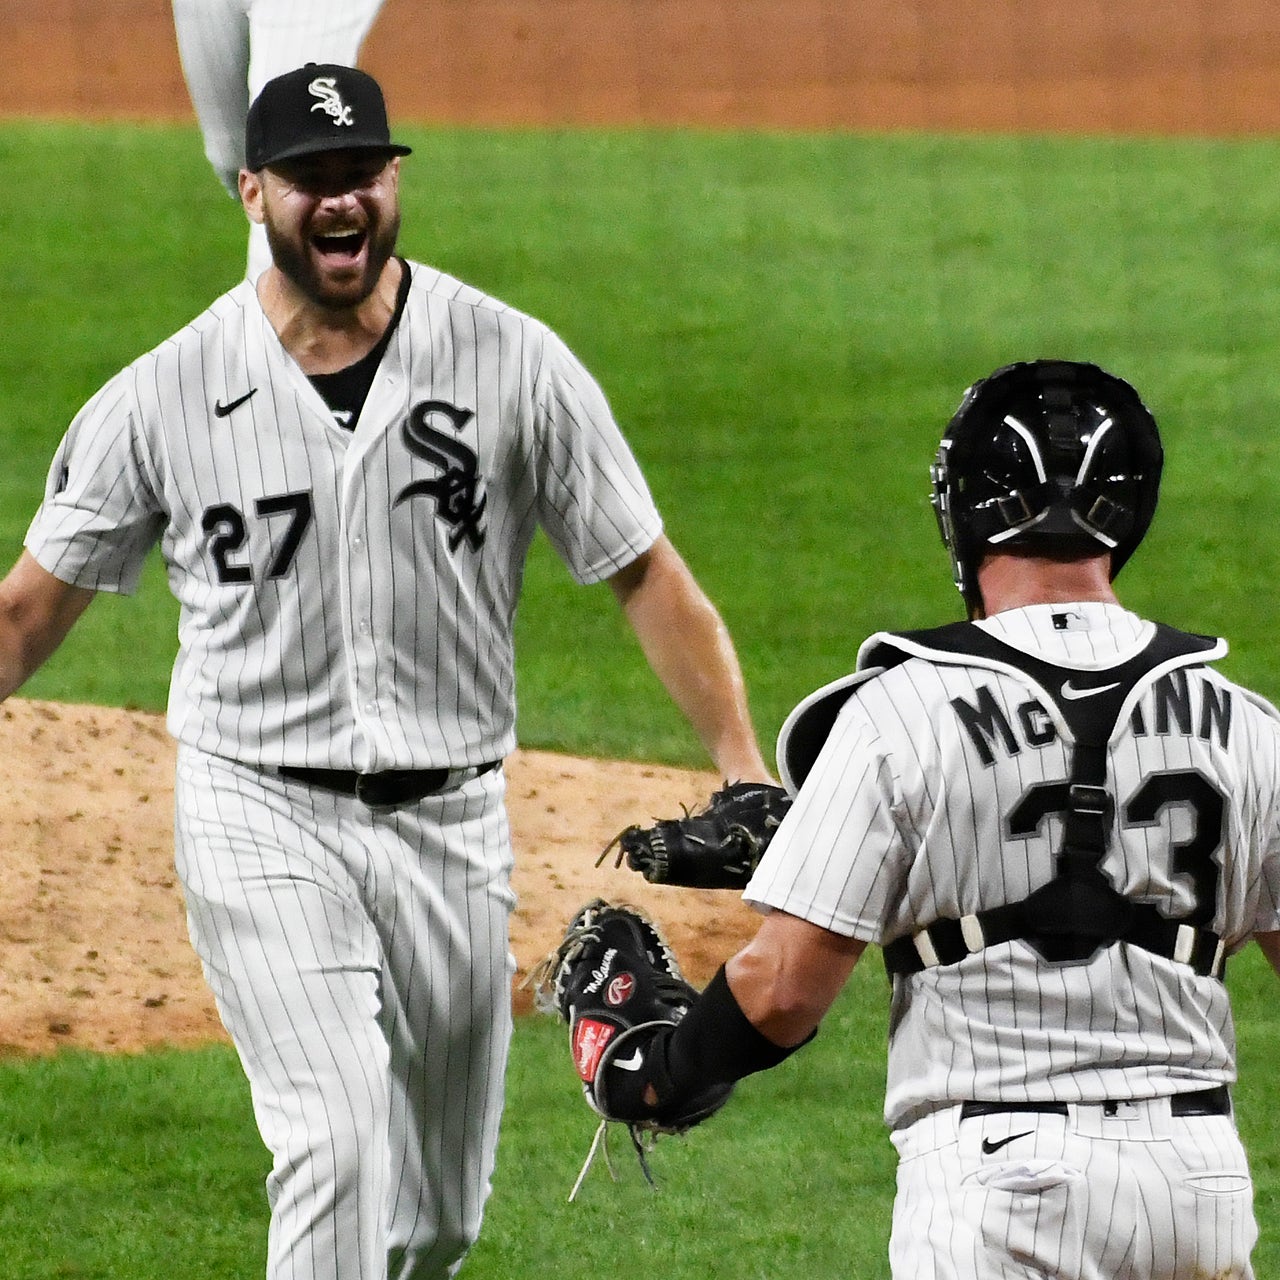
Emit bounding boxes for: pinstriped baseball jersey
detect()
[746,602,1280,1129]
[24,261,662,771]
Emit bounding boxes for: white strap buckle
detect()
[912,931,941,968]
[911,915,987,969]
[960,915,986,954]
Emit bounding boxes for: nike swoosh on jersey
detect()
[981,1130,1033,1154]
[1060,679,1121,700]
[611,1049,646,1071]
[213,388,259,418]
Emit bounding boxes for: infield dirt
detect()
[0,698,745,1054]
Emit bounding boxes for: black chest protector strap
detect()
[878,621,1228,980]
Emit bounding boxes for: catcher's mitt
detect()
[527,898,733,1196]
[599,780,792,889]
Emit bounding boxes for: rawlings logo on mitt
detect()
[598,780,793,888]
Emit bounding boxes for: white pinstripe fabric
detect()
[889,1102,1256,1279]
[748,604,1280,1123]
[747,602,1280,1278]
[27,260,662,1279]
[175,746,514,1280]
[25,264,662,772]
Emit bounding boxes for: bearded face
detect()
[255,150,402,310]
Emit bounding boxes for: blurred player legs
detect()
[172,0,385,279]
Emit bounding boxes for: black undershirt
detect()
[308,258,412,431]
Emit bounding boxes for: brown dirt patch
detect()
[4,0,1280,135]
[0,698,757,1054]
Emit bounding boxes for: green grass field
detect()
[8,121,1280,740]
[4,118,1280,1276]
[6,952,1280,1279]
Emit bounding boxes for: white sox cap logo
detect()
[245,64,411,170]
[309,77,355,127]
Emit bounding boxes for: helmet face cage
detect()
[929,361,1163,610]
[930,440,970,601]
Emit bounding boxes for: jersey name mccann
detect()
[951,668,1233,767]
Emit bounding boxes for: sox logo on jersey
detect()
[395,400,488,551]
[309,75,354,127]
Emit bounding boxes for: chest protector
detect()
[778,620,1228,979]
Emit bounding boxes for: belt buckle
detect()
[355,770,423,810]
[355,773,393,811]
[356,767,457,810]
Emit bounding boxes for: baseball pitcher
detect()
[0,65,773,1280]
[547,360,1280,1279]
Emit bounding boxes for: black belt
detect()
[277,760,501,809]
[960,1084,1230,1121]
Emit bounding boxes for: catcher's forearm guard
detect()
[599,964,811,1124]
[599,781,793,889]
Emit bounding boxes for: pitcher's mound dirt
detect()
[0,698,760,1055]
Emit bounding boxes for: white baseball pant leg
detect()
[171,0,384,278]
[174,747,515,1280]
[889,1100,1257,1278]
[172,0,253,196]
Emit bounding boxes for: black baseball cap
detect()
[245,63,412,171]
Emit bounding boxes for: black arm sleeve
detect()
[653,964,815,1098]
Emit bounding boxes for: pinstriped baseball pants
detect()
[174,746,516,1280]
[889,1098,1257,1279]
[170,0,384,277]
[171,0,384,191]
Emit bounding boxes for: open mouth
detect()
[311,226,368,263]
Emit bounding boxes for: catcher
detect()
[537,359,1280,1279]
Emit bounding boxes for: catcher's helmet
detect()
[930,360,1163,612]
